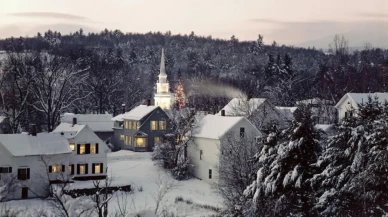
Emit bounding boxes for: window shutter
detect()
[27,168,30,179]
[85,164,88,174]
[62,165,65,172]
[92,163,95,174]
[96,144,99,154]
[49,166,52,173]
[77,164,80,175]
[18,169,22,180]
[86,144,91,154]
[77,144,80,154]
[9,167,12,173]
[0,167,3,173]
[100,163,104,173]
[71,165,74,175]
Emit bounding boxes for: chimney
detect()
[122,104,126,114]
[72,117,77,126]
[147,99,151,106]
[30,124,37,136]
[221,110,225,116]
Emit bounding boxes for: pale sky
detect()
[0,0,388,48]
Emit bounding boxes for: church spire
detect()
[159,48,167,76]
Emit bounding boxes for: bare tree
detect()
[91,174,114,217]
[0,173,19,202]
[0,52,34,133]
[329,34,349,62]
[153,108,198,180]
[29,52,89,131]
[151,173,178,215]
[217,134,261,215]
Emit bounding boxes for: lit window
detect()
[125,136,131,146]
[79,165,86,175]
[120,135,125,140]
[136,122,140,129]
[136,138,146,147]
[95,164,101,174]
[150,121,158,130]
[69,143,75,151]
[90,144,96,154]
[154,136,161,144]
[132,121,137,129]
[159,121,166,130]
[50,165,63,173]
[79,144,85,154]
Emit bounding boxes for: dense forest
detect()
[0,29,388,132]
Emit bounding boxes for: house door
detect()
[21,187,28,199]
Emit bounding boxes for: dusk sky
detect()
[1,0,388,48]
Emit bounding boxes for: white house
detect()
[60,113,114,142]
[0,130,71,200]
[154,48,175,110]
[335,93,388,120]
[187,114,261,184]
[216,97,281,129]
[52,118,108,180]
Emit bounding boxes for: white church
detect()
[154,48,175,110]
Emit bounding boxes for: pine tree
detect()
[244,105,321,216]
[312,96,388,217]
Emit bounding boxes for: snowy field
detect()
[3,151,223,217]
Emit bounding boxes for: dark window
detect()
[68,164,74,175]
[209,169,212,179]
[200,150,203,160]
[0,167,12,173]
[18,168,30,180]
[21,187,28,199]
[240,127,245,138]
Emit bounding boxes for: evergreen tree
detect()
[244,105,321,216]
[312,96,388,217]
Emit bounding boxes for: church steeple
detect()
[154,48,174,110]
[159,48,167,76]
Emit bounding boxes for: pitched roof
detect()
[216,98,267,116]
[276,106,297,120]
[0,133,71,157]
[112,105,159,121]
[61,113,113,132]
[192,114,245,139]
[52,123,86,139]
[335,93,388,108]
[296,98,335,106]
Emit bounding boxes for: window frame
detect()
[150,121,158,130]
[240,127,245,138]
[18,168,30,180]
[159,120,166,130]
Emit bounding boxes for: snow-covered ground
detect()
[3,150,223,217]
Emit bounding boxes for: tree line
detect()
[0,29,388,132]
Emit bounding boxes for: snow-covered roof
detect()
[112,105,159,121]
[52,123,86,139]
[276,106,297,120]
[192,114,245,139]
[216,98,267,116]
[0,133,71,157]
[296,98,335,106]
[335,93,388,108]
[61,113,113,132]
